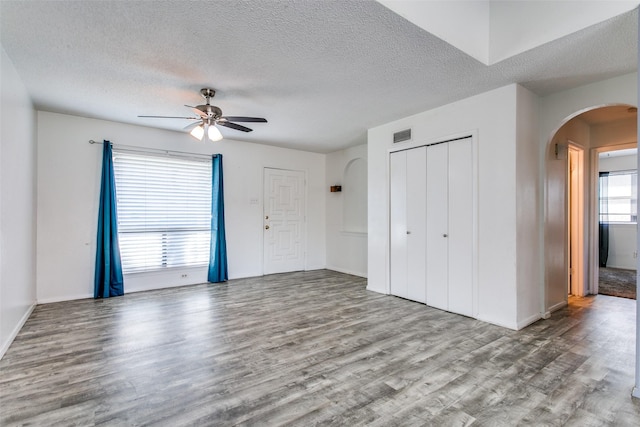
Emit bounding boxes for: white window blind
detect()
[600,170,638,223]
[112,150,212,273]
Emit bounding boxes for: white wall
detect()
[0,47,37,358]
[540,72,637,313]
[515,85,542,328]
[368,84,533,330]
[326,144,367,277]
[377,0,490,64]
[606,224,637,270]
[37,112,326,303]
[377,1,637,65]
[599,153,638,270]
[489,1,638,64]
[599,153,637,171]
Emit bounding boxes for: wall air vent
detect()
[393,129,412,144]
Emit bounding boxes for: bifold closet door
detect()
[425,143,448,311]
[406,147,427,303]
[447,138,473,316]
[389,151,408,299]
[390,140,473,315]
[389,147,427,303]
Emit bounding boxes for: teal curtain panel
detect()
[94,141,124,298]
[208,154,228,282]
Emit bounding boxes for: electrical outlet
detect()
[634,251,637,259]
[181,274,188,278]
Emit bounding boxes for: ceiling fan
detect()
[138,88,267,141]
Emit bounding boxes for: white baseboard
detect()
[517,313,542,330]
[606,263,636,271]
[548,300,568,313]
[632,386,640,399]
[326,266,367,278]
[366,285,388,295]
[305,265,326,271]
[0,301,36,360]
[37,293,92,304]
[475,315,518,331]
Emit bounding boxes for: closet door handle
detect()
[406,231,411,234]
[443,233,448,238]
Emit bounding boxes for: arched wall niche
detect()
[342,157,367,233]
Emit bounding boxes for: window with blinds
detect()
[599,170,638,224]
[112,150,212,273]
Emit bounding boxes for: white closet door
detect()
[426,143,449,311]
[389,151,408,298]
[447,138,474,316]
[406,147,427,303]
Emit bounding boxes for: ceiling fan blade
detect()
[185,105,208,118]
[218,121,253,132]
[221,116,267,123]
[138,115,199,119]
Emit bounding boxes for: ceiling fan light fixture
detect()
[208,124,223,142]
[190,124,205,140]
[139,88,266,141]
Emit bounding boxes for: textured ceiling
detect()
[0,1,637,153]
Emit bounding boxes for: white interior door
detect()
[568,144,585,297]
[263,168,306,274]
[390,151,408,298]
[569,148,577,295]
[447,138,474,316]
[426,143,449,311]
[406,147,427,303]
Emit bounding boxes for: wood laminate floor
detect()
[1,270,639,426]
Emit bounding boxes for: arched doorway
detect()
[544,104,638,314]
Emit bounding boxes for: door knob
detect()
[406,231,411,234]
[265,225,270,230]
[443,233,448,237]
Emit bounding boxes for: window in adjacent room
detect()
[599,170,638,224]
[112,150,212,273]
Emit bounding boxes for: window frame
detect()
[599,169,638,225]
[112,149,213,274]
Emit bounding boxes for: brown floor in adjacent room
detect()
[1,270,639,426]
